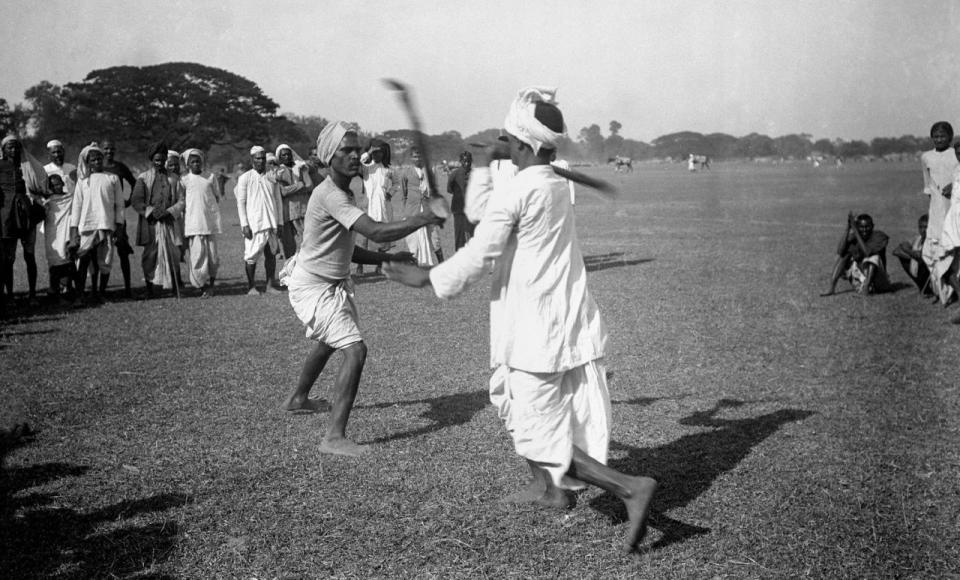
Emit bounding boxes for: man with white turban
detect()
[283,121,445,456]
[356,138,395,275]
[235,145,283,295]
[383,88,657,553]
[67,143,125,303]
[275,144,313,258]
[181,148,222,296]
[131,141,185,297]
[0,135,49,308]
[43,140,77,196]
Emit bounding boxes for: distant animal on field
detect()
[688,154,710,171]
[609,156,633,172]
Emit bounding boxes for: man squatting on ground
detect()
[821,213,889,297]
[67,143,125,303]
[181,148,223,296]
[282,121,445,457]
[383,88,657,553]
[131,142,185,297]
[892,214,931,295]
[236,146,283,295]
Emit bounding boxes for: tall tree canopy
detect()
[23,62,298,153]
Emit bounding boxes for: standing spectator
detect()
[447,151,474,250]
[131,142,184,298]
[398,146,440,265]
[67,144,124,303]
[40,173,75,302]
[181,149,222,297]
[43,140,77,196]
[0,135,48,308]
[275,144,313,258]
[235,146,282,295]
[919,121,958,304]
[357,139,394,275]
[100,139,137,298]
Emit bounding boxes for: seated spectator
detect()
[821,213,889,296]
[892,214,932,294]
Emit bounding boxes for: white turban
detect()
[316,121,356,166]
[77,143,103,180]
[47,139,64,150]
[1,135,19,147]
[250,145,265,156]
[275,143,306,166]
[182,148,203,163]
[503,86,565,155]
[167,150,180,159]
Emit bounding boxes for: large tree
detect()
[23,62,294,153]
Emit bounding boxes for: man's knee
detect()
[342,340,368,364]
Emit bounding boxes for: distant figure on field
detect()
[448,150,474,250]
[919,121,958,305]
[398,146,440,265]
[821,213,889,296]
[892,214,931,294]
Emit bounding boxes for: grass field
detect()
[2,161,959,579]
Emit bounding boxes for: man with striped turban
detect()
[67,143,125,303]
[383,88,657,553]
[283,121,444,456]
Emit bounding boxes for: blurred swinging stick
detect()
[382,79,450,218]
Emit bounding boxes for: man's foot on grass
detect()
[319,436,367,457]
[265,284,283,295]
[283,396,330,414]
[247,287,261,296]
[500,480,571,509]
[500,478,547,505]
[621,476,658,554]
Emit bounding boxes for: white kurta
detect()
[235,169,281,233]
[183,173,222,236]
[70,173,124,234]
[429,164,609,489]
[361,162,393,222]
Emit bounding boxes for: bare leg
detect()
[501,459,571,509]
[820,256,849,296]
[75,254,92,297]
[119,252,132,297]
[264,247,281,293]
[566,447,657,554]
[284,341,335,413]
[319,341,368,456]
[859,263,875,295]
[24,250,38,302]
[245,262,258,295]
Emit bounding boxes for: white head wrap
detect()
[250,145,265,157]
[47,139,64,150]
[167,150,180,159]
[503,86,565,154]
[1,135,19,147]
[77,143,103,180]
[275,143,305,167]
[266,152,277,165]
[182,148,204,165]
[316,121,356,166]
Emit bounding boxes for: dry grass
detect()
[2,161,959,578]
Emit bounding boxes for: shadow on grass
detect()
[0,424,188,579]
[360,389,490,445]
[592,398,814,550]
[583,252,654,273]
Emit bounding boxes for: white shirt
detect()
[361,161,393,222]
[430,165,607,373]
[42,191,73,265]
[182,173,222,236]
[235,168,281,232]
[44,161,77,195]
[920,148,958,238]
[70,173,124,233]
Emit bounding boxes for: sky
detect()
[2,0,959,143]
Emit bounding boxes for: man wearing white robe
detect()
[68,144,124,302]
[131,141,184,296]
[398,147,439,266]
[43,140,77,197]
[919,124,958,304]
[40,173,74,300]
[384,87,656,554]
[236,145,282,295]
[182,149,222,295]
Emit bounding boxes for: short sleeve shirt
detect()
[298,177,366,280]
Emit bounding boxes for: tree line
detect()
[0,62,934,168]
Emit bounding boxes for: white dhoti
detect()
[489,359,611,490]
[152,223,180,290]
[287,266,362,349]
[404,226,437,266]
[78,230,115,270]
[243,229,279,263]
[922,237,954,303]
[187,234,219,288]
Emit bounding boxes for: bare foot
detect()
[319,436,367,457]
[500,479,546,505]
[535,487,572,509]
[622,476,658,554]
[283,396,330,414]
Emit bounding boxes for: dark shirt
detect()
[103,160,136,207]
[843,230,888,264]
[447,167,470,214]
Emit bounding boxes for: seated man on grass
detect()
[821,213,889,296]
[892,214,931,295]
